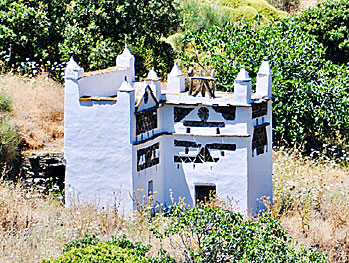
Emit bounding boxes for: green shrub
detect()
[0,91,19,162]
[164,205,327,262]
[0,118,20,162]
[43,234,175,263]
[296,0,349,65]
[0,91,13,113]
[180,17,349,153]
[178,0,287,32]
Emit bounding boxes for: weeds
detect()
[0,150,348,262]
[272,148,349,262]
[0,74,64,151]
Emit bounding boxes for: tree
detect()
[0,0,180,79]
[296,0,349,65]
[180,17,349,152]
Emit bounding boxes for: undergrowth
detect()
[0,74,64,151]
[0,151,347,262]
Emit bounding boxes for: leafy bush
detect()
[296,0,349,65]
[178,0,287,32]
[180,17,349,152]
[0,118,20,162]
[43,234,175,263]
[0,0,179,79]
[164,205,327,262]
[0,91,13,113]
[0,90,19,162]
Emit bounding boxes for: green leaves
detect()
[44,234,175,263]
[296,0,349,65]
[0,0,180,79]
[180,16,349,155]
[164,205,328,262]
[0,118,20,162]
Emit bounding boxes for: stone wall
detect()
[1,152,65,193]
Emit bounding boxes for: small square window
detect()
[148,180,153,197]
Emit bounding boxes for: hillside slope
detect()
[0,74,64,152]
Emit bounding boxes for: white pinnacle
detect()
[120,45,133,57]
[66,57,80,69]
[146,67,160,81]
[258,58,272,75]
[169,62,183,76]
[119,79,134,92]
[235,66,251,81]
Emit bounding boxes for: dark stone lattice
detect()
[206,143,236,151]
[137,143,159,172]
[198,107,209,121]
[174,107,194,122]
[212,106,236,120]
[183,121,225,128]
[136,108,158,135]
[174,140,201,148]
[252,126,268,155]
[174,143,236,163]
[252,102,268,119]
[174,146,218,163]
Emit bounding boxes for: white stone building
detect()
[64,47,273,215]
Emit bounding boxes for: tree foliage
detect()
[180,17,349,152]
[296,0,349,65]
[164,205,327,262]
[0,0,179,79]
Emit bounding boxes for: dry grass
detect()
[0,74,64,151]
[0,184,123,263]
[0,184,164,263]
[273,149,349,262]
[0,151,348,262]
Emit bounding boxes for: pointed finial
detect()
[119,76,134,92]
[236,65,251,82]
[258,58,272,75]
[169,62,183,76]
[120,46,133,57]
[66,57,80,69]
[146,67,160,81]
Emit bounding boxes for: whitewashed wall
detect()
[64,62,135,213]
[247,100,273,215]
[162,135,250,213]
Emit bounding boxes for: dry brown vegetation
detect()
[0,151,348,263]
[272,150,349,262]
[0,74,64,151]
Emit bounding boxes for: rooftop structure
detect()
[64,47,273,215]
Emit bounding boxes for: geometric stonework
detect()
[174,146,219,163]
[174,140,201,148]
[174,107,194,122]
[183,120,225,127]
[212,105,236,120]
[252,102,268,119]
[198,107,209,121]
[136,108,158,135]
[137,142,160,171]
[206,143,236,151]
[252,126,268,155]
[174,142,236,163]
